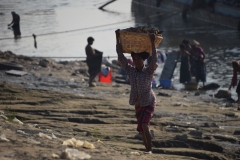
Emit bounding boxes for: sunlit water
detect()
[0,0,134,59]
[0,0,240,96]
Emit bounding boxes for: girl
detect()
[116,30,158,154]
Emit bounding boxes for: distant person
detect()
[229,60,240,103]
[116,30,157,154]
[85,37,103,87]
[8,11,21,39]
[182,39,196,77]
[191,40,206,86]
[179,44,191,84]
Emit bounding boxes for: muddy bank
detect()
[0,51,240,160]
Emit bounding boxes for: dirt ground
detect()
[0,50,240,160]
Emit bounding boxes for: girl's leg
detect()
[142,123,152,151]
[142,131,148,150]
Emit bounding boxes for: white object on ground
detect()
[52,133,57,139]
[28,124,39,128]
[61,148,91,160]
[52,153,60,158]
[101,65,111,76]
[0,114,8,120]
[17,130,26,134]
[83,141,95,149]
[27,138,41,144]
[0,134,10,142]
[130,151,140,156]
[12,117,23,125]
[39,132,52,140]
[63,138,84,147]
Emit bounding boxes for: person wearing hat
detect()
[190,40,206,86]
[8,11,21,39]
[85,37,103,87]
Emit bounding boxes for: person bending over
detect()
[85,37,103,87]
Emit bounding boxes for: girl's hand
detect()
[116,43,123,54]
[149,33,155,44]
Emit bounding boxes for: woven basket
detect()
[118,30,163,55]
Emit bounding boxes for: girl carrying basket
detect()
[115,30,158,154]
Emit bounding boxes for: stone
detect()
[52,153,60,158]
[0,134,10,142]
[61,148,91,160]
[203,135,212,140]
[130,152,140,156]
[199,83,220,90]
[82,141,95,149]
[233,130,240,135]
[27,138,41,144]
[204,123,210,127]
[134,133,142,140]
[175,134,188,140]
[63,138,84,147]
[172,102,182,106]
[58,61,68,65]
[195,91,200,96]
[86,132,92,136]
[4,153,15,158]
[12,117,23,125]
[211,123,219,128]
[189,130,203,138]
[213,134,238,143]
[214,90,231,98]
[39,59,51,67]
[0,114,8,120]
[150,130,155,139]
[39,132,52,140]
[112,60,119,66]
[105,136,111,139]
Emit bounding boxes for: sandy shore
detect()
[0,50,240,160]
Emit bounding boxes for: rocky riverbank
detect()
[0,50,240,160]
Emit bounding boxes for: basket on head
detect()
[117,30,163,56]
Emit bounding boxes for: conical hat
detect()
[191,39,200,46]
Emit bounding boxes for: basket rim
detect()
[119,30,163,39]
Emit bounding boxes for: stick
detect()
[32,34,37,49]
[98,0,117,10]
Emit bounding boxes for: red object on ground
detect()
[98,69,112,83]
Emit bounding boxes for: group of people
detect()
[179,39,206,86]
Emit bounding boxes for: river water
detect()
[0,0,240,93]
[0,0,134,59]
